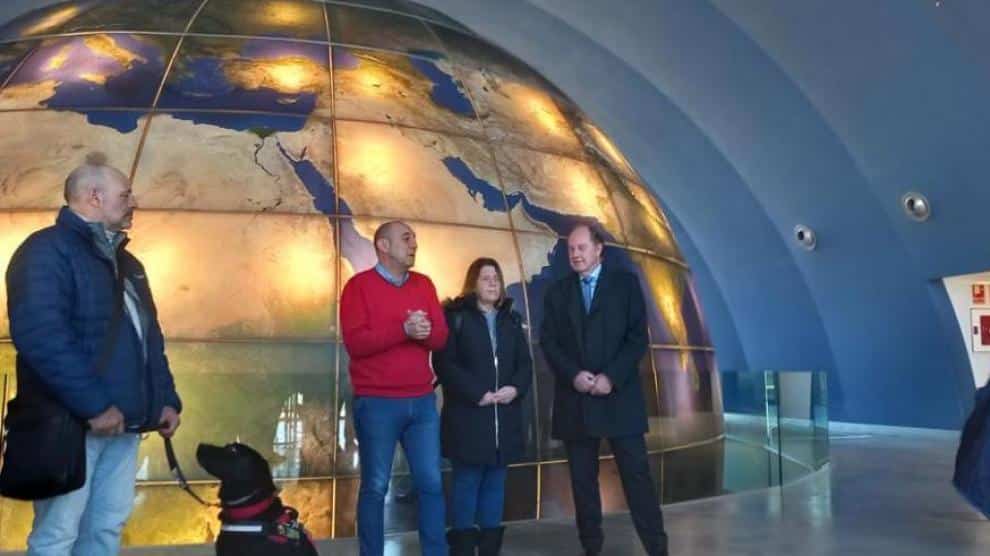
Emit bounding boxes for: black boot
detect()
[478,526,505,556]
[447,528,479,556]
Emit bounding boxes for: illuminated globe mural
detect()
[0,0,722,548]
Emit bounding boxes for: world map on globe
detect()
[0,0,719,547]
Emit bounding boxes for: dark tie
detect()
[581,276,594,314]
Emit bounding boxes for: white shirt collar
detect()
[581,263,603,283]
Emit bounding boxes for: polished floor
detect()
[4,427,986,555]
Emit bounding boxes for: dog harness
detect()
[219,500,311,546]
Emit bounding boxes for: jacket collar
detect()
[446,293,515,316]
[571,262,612,299]
[56,206,94,239]
[586,263,610,315]
[566,263,613,351]
[56,206,130,262]
[577,262,603,285]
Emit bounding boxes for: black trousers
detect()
[565,435,668,555]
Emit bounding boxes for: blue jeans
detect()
[354,393,447,556]
[450,461,507,530]
[27,432,140,556]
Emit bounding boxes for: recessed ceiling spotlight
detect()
[901,192,931,222]
[794,225,817,251]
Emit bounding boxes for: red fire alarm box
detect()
[974,284,987,305]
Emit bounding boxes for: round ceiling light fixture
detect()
[901,192,931,222]
[794,225,817,251]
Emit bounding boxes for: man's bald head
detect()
[373,221,406,250]
[63,152,136,231]
[373,220,417,271]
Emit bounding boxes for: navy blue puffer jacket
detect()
[6,207,181,429]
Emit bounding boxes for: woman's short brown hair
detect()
[460,257,507,305]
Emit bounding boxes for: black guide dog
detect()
[196,443,319,556]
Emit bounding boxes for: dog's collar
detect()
[221,495,275,521]
[225,488,265,506]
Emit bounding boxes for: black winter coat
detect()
[434,295,533,465]
[540,265,649,439]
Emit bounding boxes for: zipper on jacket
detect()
[107,255,149,429]
[129,271,154,431]
[493,351,500,451]
[485,310,501,452]
[88,231,152,431]
[119,260,152,431]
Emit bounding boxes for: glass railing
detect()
[720,370,829,493]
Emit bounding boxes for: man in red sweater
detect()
[340,220,450,556]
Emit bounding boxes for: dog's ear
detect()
[196,443,235,481]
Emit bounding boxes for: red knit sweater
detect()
[340,269,449,398]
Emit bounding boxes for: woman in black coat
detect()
[435,257,533,556]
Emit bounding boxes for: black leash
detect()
[164,437,219,508]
